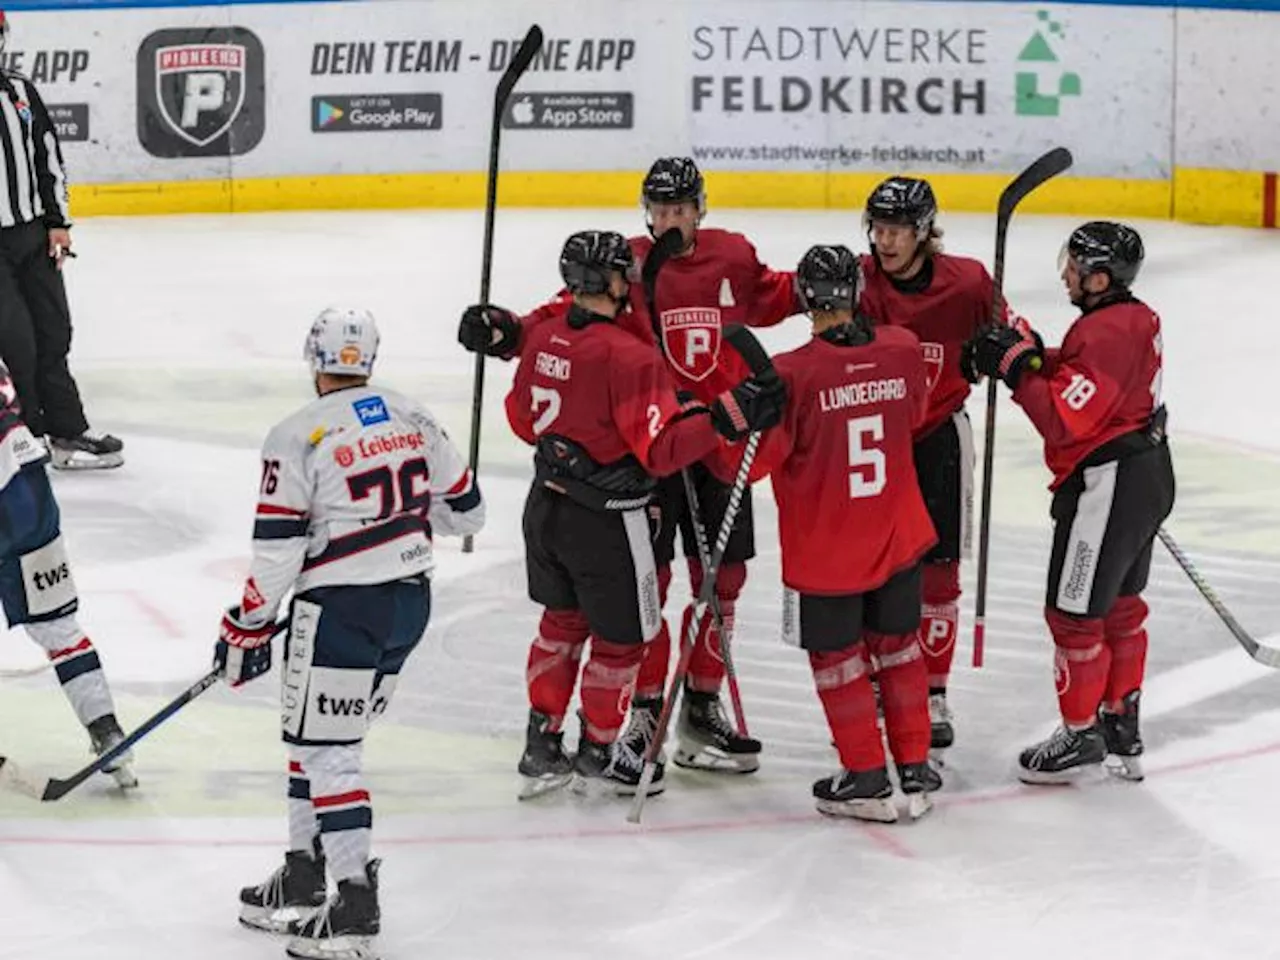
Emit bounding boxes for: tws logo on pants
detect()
[32,561,70,592]
[317,692,366,717]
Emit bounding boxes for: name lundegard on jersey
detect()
[244,386,483,623]
[818,377,909,413]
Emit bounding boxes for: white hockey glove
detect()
[214,606,275,687]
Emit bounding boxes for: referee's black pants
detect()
[0,220,87,439]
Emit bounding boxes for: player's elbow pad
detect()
[430,487,485,537]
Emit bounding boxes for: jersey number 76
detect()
[347,459,431,519]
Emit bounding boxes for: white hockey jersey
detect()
[0,363,50,491]
[241,384,484,626]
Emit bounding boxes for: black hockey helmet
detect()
[1060,221,1144,288]
[642,157,706,211]
[559,230,634,296]
[863,176,938,239]
[797,244,863,312]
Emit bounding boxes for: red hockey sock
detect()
[1046,607,1110,728]
[867,631,931,765]
[809,645,886,772]
[580,638,643,744]
[634,565,673,700]
[921,561,960,691]
[1103,595,1149,709]
[686,560,746,693]
[525,609,588,731]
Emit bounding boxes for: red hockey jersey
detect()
[1013,296,1164,489]
[858,252,1001,439]
[518,228,800,406]
[505,301,721,477]
[751,325,938,595]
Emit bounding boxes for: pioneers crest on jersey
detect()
[660,307,722,382]
[921,342,945,392]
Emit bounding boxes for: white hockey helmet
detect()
[304,307,380,377]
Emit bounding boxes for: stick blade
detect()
[642,227,684,288]
[496,25,543,104]
[998,147,1074,219]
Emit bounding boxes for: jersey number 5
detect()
[347,458,431,519]
[846,415,886,499]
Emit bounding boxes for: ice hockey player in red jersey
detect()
[857,176,1008,754]
[750,244,942,821]
[961,221,1174,784]
[504,230,785,799]
[459,157,802,776]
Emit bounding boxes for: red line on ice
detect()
[3,738,1279,851]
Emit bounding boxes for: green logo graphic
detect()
[1015,11,1081,117]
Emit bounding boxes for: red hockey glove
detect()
[214,606,275,688]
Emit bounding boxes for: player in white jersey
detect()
[0,361,136,788]
[221,307,483,960]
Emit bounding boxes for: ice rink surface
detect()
[0,208,1278,960]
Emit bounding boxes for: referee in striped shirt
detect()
[0,10,121,469]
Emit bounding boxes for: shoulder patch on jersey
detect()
[308,426,327,446]
[353,395,390,427]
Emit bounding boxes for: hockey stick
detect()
[462,23,543,554]
[0,661,53,679]
[641,228,750,736]
[678,467,750,737]
[0,668,220,801]
[972,146,1073,668]
[628,325,773,824]
[1156,527,1280,669]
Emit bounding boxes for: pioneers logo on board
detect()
[136,27,266,157]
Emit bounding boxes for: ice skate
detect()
[286,860,380,960]
[1017,724,1106,785]
[1099,691,1144,782]
[239,842,327,933]
[813,767,897,822]
[929,690,955,751]
[48,430,124,471]
[897,761,943,820]
[619,695,666,765]
[86,713,138,790]
[572,732,665,799]
[674,688,761,774]
[517,709,574,800]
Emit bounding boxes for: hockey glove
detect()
[711,372,787,441]
[458,304,520,358]
[214,606,275,688]
[960,325,1044,390]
